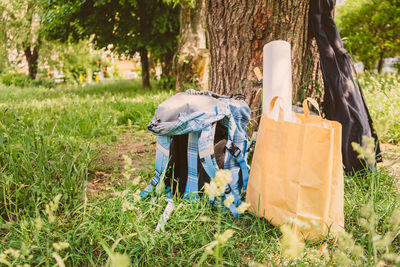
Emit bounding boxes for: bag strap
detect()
[302,97,321,117]
[140,135,171,198]
[267,96,286,121]
[198,123,219,179]
[184,131,199,199]
[224,114,249,217]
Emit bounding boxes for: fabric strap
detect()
[140,135,171,198]
[198,124,219,179]
[184,132,199,199]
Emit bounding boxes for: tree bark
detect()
[173,0,209,91]
[24,42,40,80]
[206,0,322,115]
[377,51,384,74]
[140,47,151,89]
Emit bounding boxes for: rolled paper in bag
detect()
[263,41,292,121]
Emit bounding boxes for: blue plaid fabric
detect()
[185,132,199,199]
[140,135,171,199]
[198,124,219,179]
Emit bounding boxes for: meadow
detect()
[0,73,399,266]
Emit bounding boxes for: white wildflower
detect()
[0,253,11,266]
[0,253,8,261]
[204,170,232,198]
[132,176,141,185]
[4,248,20,258]
[205,240,218,254]
[110,253,131,267]
[122,155,136,180]
[286,217,311,230]
[200,216,209,222]
[214,170,232,192]
[237,202,251,213]
[122,200,135,212]
[34,217,43,232]
[384,253,400,264]
[205,229,235,255]
[280,224,304,259]
[45,194,62,223]
[214,229,235,245]
[352,136,376,165]
[20,243,29,256]
[53,242,70,251]
[204,181,219,198]
[223,195,234,208]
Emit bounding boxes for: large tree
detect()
[43,0,179,88]
[337,0,400,73]
[0,0,43,79]
[206,1,323,114]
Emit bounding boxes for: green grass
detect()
[0,76,399,266]
[361,72,400,144]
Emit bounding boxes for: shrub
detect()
[0,72,31,87]
[0,71,55,88]
[157,74,175,90]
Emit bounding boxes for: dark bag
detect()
[310,0,382,174]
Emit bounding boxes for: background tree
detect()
[39,40,105,83]
[43,0,179,88]
[0,0,43,79]
[337,0,400,73]
[206,1,322,114]
[168,0,209,91]
[0,6,8,73]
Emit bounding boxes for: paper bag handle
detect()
[302,97,321,118]
[268,96,286,121]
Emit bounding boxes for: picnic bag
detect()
[246,97,344,240]
[141,89,251,222]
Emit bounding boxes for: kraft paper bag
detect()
[246,97,344,240]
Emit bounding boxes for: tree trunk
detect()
[206,0,322,115]
[24,43,40,80]
[161,51,174,76]
[0,13,7,72]
[377,51,384,74]
[173,0,209,91]
[140,47,151,89]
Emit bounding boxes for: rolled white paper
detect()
[263,41,292,121]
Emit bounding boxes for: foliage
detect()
[0,0,42,49]
[42,0,179,64]
[360,72,400,144]
[336,0,400,71]
[0,70,55,88]
[0,0,43,79]
[40,40,103,84]
[0,72,31,87]
[0,75,399,265]
[163,0,196,8]
[157,74,176,90]
[0,9,8,73]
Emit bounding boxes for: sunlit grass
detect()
[0,76,399,265]
[360,72,400,144]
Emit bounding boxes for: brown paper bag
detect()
[246,97,344,240]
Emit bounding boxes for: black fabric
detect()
[165,134,189,197]
[310,0,382,174]
[165,122,229,197]
[198,123,229,194]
